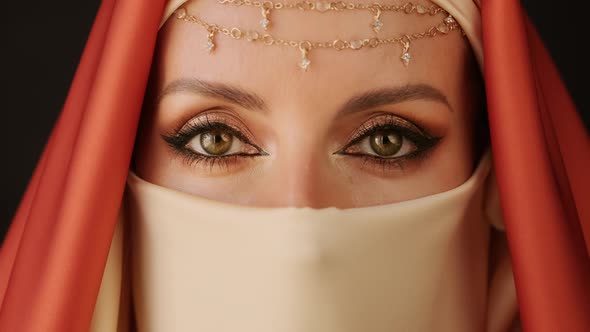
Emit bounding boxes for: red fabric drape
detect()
[0,0,588,331]
[482,0,590,331]
[0,0,166,330]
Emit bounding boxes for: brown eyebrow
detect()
[159,80,450,115]
[158,78,268,112]
[338,84,452,115]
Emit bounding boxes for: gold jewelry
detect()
[174,2,460,71]
[217,0,445,33]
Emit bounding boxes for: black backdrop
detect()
[1,0,588,240]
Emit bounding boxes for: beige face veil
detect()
[124,151,520,332]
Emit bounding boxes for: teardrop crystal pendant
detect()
[260,17,270,30]
[400,38,411,66]
[205,30,216,54]
[298,42,311,71]
[371,7,383,33]
[400,52,411,66]
[260,7,271,30]
[299,56,311,71]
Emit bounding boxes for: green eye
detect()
[200,130,233,155]
[369,131,403,156]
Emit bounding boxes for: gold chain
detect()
[175,6,460,71]
[217,0,445,33]
[218,0,444,14]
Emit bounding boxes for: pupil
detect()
[370,131,402,156]
[200,130,233,155]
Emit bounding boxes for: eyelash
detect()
[162,116,265,170]
[336,115,440,170]
[162,113,440,172]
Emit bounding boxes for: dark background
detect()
[1,0,588,240]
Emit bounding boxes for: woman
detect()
[0,0,588,331]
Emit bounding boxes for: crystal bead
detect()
[315,1,331,12]
[299,57,311,71]
[444,16,456,25]
[246,31,260,41]
[372,19,383,33]
[416,5,427,14]
[176,8,187,19]
[260,17,270,30]
[437,23,449,33]
[350,40,363,50]
[400,52,411,66]
[205,40,215,53]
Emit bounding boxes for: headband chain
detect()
[174,1,460,71]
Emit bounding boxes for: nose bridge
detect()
[276,139,324,208]
[263,121,331,208]
[257,94,348,208]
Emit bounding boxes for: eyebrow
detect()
[158,78,268,112]
[338,84,452,115]
[159,79,450,114]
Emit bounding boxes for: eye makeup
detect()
[161,110,441,174]
[161,112,267,171]
[334,112,441,172]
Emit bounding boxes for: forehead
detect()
[155,0,473,106]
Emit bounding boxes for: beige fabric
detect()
[125,152,512,332]
[159,0,483,66]
[90,153,518,332]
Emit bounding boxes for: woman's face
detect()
[134,0,483,208]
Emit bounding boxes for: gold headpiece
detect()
[174,0,460,71]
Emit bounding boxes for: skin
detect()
[134,0,484,208]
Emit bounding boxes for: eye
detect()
[358,129,416,158]
[187,129,256,156]
[337,114,439,161]
[162,115,266,162]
